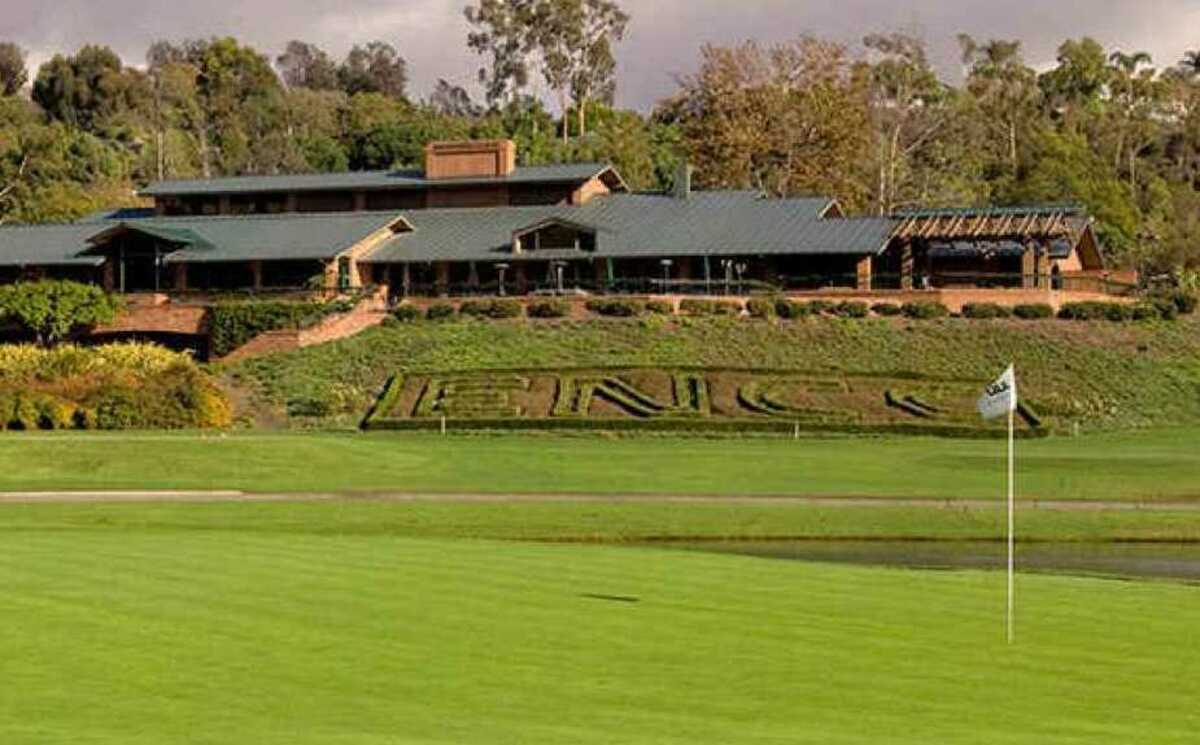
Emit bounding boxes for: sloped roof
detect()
[363,191,896,264]
[0,212,405,267]
[140,163,618,198]
[0,223,109,267]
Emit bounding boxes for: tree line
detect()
[0,3,1197,280]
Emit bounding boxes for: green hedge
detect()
[679,299,743,316]
[363,416,1048,439]
[1012,303,1053,319]
[527,299,571,319]
[831,301,869,318]
[210,299,350,357]
[746,298,775,319]
[459,298,523,319]
[871,303,902,317]
[586,298,645,317]
[391,304,422,322]
[426,303,456,321]
[901,301,950,319]
[961,303,1012,319]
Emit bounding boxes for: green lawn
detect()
[2,526,1197,744]
[1,428,1197,501]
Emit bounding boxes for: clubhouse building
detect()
[0,139,1115,302]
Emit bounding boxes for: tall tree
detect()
[862,32,947,214]
[534,0,629,138]
[32,46,149,132]
[0,43,28,96]
[338,42,408,100]
[276,41,339,91]
[464,0,535,105]
[428,79,482,118]
[1107,50,1161,191]
[957,36,1040,179]
[669,37,871,206]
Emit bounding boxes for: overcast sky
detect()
[2,0,1197,110]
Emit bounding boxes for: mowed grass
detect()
[0,428,1197,501]
[2,528,1198,744]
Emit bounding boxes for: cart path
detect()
[0,490,1198,511]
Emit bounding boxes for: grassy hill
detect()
[225,316,1200,432]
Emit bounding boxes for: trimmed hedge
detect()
[746,298,775,319]
[645,300,674,315]
[961,302,1012,319]
[459,298,523,319]
[679,299,743,316]
[901,301,950,319]
[871,303,902,317]
[831,301,869,318]
[1057,301,1150,322]
[425,303,456,321]
[391,304,422,323]
[774,299,810,319]
[1012,303,1053,320]
[586,298,645,317]
[527,299,571,319]
[363,416,1048,439]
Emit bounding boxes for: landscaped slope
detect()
[225,316,1200,431]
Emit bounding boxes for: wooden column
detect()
[435,262,450,297]
[401,264,411,297]
[855,255,872,291]
[173,263,188,292]
[101,261,116,292]
[514,263,528,294]
[899,241,914,290]
[1035,242,1051,289]
[353,192,367,212]
[250,260,264,290]
[218,195,232,214]
[1021,246,1037,289]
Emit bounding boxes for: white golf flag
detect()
[978,365,1017,420]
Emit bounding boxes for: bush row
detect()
[0,342,195,382]
[387,294,1195,325]
[0,364,232,430]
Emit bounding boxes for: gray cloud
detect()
[2,0,1196,110]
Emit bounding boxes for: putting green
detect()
[2,528,1197,744]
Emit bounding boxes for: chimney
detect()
[673,161,693,200]
[423,140,517,180]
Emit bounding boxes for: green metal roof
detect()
[140,163,617,198]
[363,192,896,264]
[0,224,109,267]
[0,212,405,267]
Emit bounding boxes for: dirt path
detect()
[1,490,1198,511]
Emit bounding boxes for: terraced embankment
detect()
[226,315,1200,433]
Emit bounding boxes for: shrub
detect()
[1012,303,1053,320]
[425,303,456,321]
[901,301,950,319]
[679,298,742,316]
[527,299,570,319]
[831,301,869,318]
[1159,291,1197,315]
[586,298,644,317]
[1058,301,1135,322]
[961,303,1011,319]
[745,298,775,319]
[34,395,77,430]
[645,300,674,315]
[806,300,833,315]
[459,299,523,319]
[391,304,422,323]
[871,303,902,317]
[774,299,809,319]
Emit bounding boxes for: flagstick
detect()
[1007,405,1015,645]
